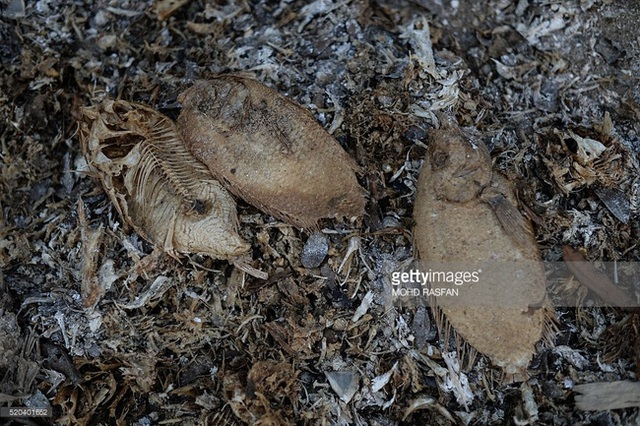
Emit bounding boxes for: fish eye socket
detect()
[431,151,449,169]
[189,199,209,215]
[124,111,142,122]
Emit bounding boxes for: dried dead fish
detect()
[413,115,554,381]
[177,76,366,229]
[78,99,250,260]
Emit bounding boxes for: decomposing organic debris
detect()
[413,115,554,381]
[78,99,250,260]
[177,76,366,229]
[562,245,637,308]
[6,0,640,423]
[541,114,635,197]
[152,0,190,20]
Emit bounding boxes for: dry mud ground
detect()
[1,0,640,425]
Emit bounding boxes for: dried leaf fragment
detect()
[177,76,366,229]
[594,187,631,223]
[326,371,359,404]
[78,99,249,260]
[574,381,640,410]
[562,246,636,307]
[413,115,554,380]
[152,0,190,20]
[78,199,106,308]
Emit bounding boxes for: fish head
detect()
[178,78,250,132]
[427,123,492,203]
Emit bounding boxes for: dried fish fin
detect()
[78,99,249,260]
[153,0,190,21]
[231,256,269,280]
[431,300,478,371]
[78,199,107,308]
[480,187,535,252]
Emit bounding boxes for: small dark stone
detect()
[541,379,565,400]
[30,180,49,203]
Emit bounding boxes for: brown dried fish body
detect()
[78,99,249,260]
[177,76,366,229]
[413,116,554,381]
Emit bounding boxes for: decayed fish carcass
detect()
[413,115,555,381]
[78,99,249,260]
